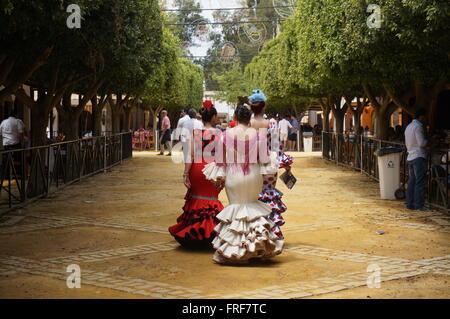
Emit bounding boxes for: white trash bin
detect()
[375,147,403,200]
[303,132,313,152]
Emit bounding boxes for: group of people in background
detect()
[156,101,324,157]
[168,90,294,265]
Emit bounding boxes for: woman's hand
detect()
[183,174,191,189]
[214,176,225,190]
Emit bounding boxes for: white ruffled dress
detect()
[202,133,284,264]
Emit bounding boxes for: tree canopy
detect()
[0,0,205,144]
[242,0,450,137]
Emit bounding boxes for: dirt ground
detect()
[0,151,449,299]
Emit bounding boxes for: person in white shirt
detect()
[175,108,190,143]
[195,112,204,130]
[404,108,428,211]
[278,115,292,151]
[180,108,203,162]
[184,109,203,132]
[1,108,24,178]
[0,108,24,150]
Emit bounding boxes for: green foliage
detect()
[164,0,204,46]
[201,0,280,90]
[245,0,449,107]
[213,62,250,104]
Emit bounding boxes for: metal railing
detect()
[322,131,449,211]
[0,132,132,213]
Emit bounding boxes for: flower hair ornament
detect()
[248,89,267,104]
[202,100,214,109]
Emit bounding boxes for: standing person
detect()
[169,101,224,247]
[203,104,283,264]
[0,108,24,151]
[0,108,24,178]
[268,113,277,128]
[278,115,292,151]
[158,110,172,156]
[405,108,429,211]
[249,90,293,239]
[184,108,203,132]
[179,108,203,161]
[175,107,190,143]
[288,115,299,151]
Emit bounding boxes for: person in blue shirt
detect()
[288,115,299,151]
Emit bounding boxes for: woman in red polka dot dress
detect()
[249,90,293,239]
[168,101,224,247]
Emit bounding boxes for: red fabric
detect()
[229,120,237,128]
[169,159,223,246]
[202,100,214,109]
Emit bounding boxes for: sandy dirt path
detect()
[0,151,449,298]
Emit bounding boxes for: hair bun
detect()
[236,104,252,124]
[200,106,217,123]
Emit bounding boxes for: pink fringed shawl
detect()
[219,130,270,175]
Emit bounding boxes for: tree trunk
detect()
[353,110,362,132]
[322,108,330,131]
[123,107,133,131]
[333,112,345,133]
[329,96,348,134]
[363,85,396,140]
[112,109,121,133]
[373,106,390,140]
[92,97,103,136]
[384,79,446,132]
[108,94,129,133]
[59,110,79,141]
[65,117,79,141]
[31,103,50,147]
[58,91,82,141]
[320,100,331,131]
[91,94,109,136]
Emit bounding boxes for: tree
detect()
[140,26,204,130]
[0,0,59,103]
[245,0,450,138]
[201,0,280,91]
[164,0,204,46]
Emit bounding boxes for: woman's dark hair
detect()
[199,106,217,123]
[237,96,248,106]
[250,101,265,115]
[235,105,252,124]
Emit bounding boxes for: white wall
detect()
[203,91,235,121]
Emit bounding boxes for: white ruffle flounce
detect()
[202,162,225,181]
[260,151,279,175]
[212,202,284,264]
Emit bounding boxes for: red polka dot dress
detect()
[259,121,293,238]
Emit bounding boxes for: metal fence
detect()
[322,131,449,211]
[0,132,132,212]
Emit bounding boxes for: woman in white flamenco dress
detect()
[202,105,284,264]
